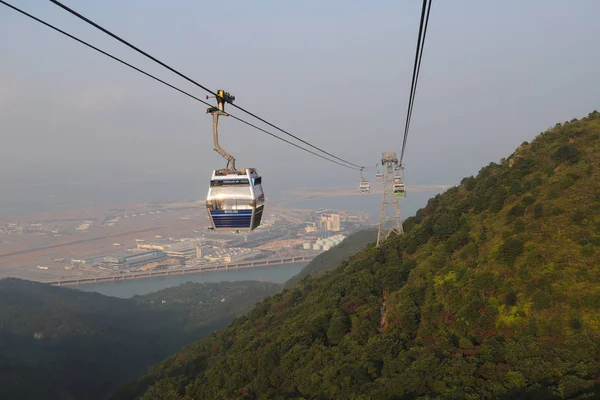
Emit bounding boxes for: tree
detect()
[497,237,524,265]
[552,145,580,164]
[327,313,350,345]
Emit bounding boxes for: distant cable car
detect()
[375,163,383,180]
[360,180,371,193]
[392,164,406,197]
[205,90,264,232]
[393,175,406,198]
[359,167,370,193]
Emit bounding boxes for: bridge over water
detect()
[45,255,316,286]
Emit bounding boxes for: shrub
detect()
[571,209,588,225]
[561,175,576,189]
[509,181,524,196]
[513,218,526,233]
[507,204,526,223]
[581,244,595,257]
[521,195,535,206]
[431,213,459,240]
[478,226,488,244]
[505,288,517,306]
[462,176,476,191]
[497,237,524,265]
[515,157,535,177]
[552,206,565,216]
[552,145,580,164]
[533,203,544,219]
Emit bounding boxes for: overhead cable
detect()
[49,0,364,170]
[0,0,360,171]
[400,0,432,166]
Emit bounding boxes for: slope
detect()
[284,228,377,288]
[111,111,600,400]
[0,278,279,400]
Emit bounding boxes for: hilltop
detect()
[110,111,600,399]
[0,278,279,400]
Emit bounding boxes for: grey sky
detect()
[1,0,599,196]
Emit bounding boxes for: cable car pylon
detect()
[376,152,403,247]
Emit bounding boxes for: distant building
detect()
[320,213,341,232]
[327,214,341,232]
[71,257,104,267]
[203,247,262,264]
[196,244,211,258]
[137,242,167,251]
[319,219,328,230]
[137,241,196,260]
[100,250,167,270]
[164,242,197,260]
[76,223,91,231]
[305,234,346,252]
[304,222,317,233]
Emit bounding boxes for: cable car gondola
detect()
[375,163,383,180]
[359,167,370,193]
[360,180,371,193]
[206,168,264,231]
[393,175,406,197]
[393,171,406,197]
[205,90,264,231]
[393,182,406,197]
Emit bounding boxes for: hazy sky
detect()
[1,0,599,196]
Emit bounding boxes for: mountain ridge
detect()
[0,278,280,400]
[111,111,600,399]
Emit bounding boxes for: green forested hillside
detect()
[284,229,377,288]
[112,111,600,400]
[0,278,279,400]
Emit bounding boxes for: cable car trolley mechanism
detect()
[205,90,265,232]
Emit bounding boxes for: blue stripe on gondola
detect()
[210,210,253,229]
[210,210,253,215]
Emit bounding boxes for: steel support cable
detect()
[0,1,360,171]
[49,0,364,170]
[402,0,432,166]
[400,0,428,166]
[400,0,432,167]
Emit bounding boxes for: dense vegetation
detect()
[284,229,377,288]
[112,112,600,399]
[0,278,279,400]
